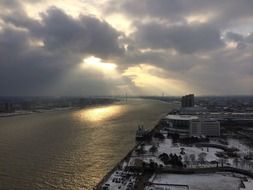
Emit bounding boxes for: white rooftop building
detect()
[165,115,199,120]
[163,115,220,137]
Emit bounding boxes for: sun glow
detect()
[186,14,210,24]
[81,56,117,71]
[226,41,238,49]
[77,105,123,122]
[105,13,134,36]
[123,64,189,95]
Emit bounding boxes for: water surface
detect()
[0,99,176,189]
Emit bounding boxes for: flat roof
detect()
[165,114,199,120]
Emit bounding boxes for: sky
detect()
[0,0,253,96]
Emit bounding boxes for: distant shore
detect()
[0,99,120,118]
[0,107,76,118]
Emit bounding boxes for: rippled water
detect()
[0,99,176,189]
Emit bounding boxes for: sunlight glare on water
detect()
[0,99,177,189]
[77,104,124,122]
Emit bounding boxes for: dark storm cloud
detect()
[123,47,253,95]
[37,8,123,57]
[0,0,253,95]
[226,32,245,42]
[0,0,40,6]
[0,25,123,96]
[104,0,253,95]
[0,0,21,7]
[245,33,253,43]
[132,22,224,54]
[0,0,40,13]
[225,32,253,49]
[183,49,253,95]
[227,32,253,44]
[3,7,124,57]
[0,26,74,95]
[0,6,124,96]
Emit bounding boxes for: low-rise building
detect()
[164,115,198,136]
[0,103,15,113]
[164,115,220,137]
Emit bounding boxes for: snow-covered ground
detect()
[129,137,253,172]
[158,141,220,162]
[129,138,225,168]
[227,138,252,153]
[102,136,253,189]
[146,173,242,190]
[226,138,253,171]
[244,178,253,190]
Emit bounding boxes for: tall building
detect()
[181,94,195,108]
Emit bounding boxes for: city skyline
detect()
[0,0,253,96]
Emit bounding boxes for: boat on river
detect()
[136,125,149,140]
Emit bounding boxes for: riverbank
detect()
[0,99,174,190]
[93,118,163,190]
[95,116,253,190]
[0,99,121,118]
[0,107,75,118]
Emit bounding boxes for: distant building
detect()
[164,114,220,137]
[181,94,195,108]
[0,103,15,113]
[180,106,208,115]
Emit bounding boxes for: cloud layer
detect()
[0,0,252,96]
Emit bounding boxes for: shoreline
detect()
[0,100,120,118]
[93,117,163,190]
[94,116,253,190]
[0,107,76,118]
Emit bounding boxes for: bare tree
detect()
[233,157,239,168]
[180,147,185,155]
[218,158,227,167]
[249,162,253,169]
[189,154,196,167]
[149,145,158,155]
[135,144,146,156]
[184,154,190,167]
[198,152,207,166]
[240,159,246,169]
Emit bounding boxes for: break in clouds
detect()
[0,0,252,96]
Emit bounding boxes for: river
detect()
[0,99,176,189]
